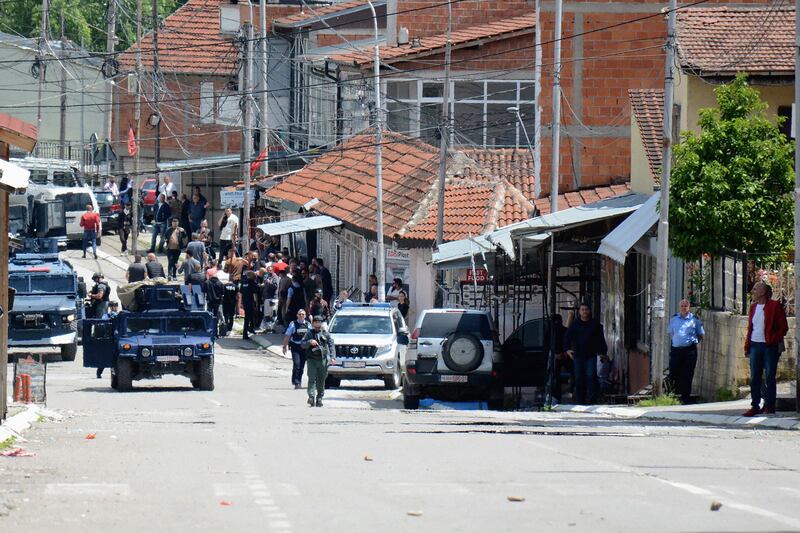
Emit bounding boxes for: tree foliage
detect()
[669,74,795,260]
[0,0,186,52]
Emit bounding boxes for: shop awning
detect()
[431,235,494,270]
[257,215,342,236]
[0,158,30,193]
[431,193,649,266]
[597,194,659,264]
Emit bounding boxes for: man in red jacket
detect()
[79,203,101,259]
[743,282,788,416]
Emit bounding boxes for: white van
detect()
[11,157,84,188]
[27,186,100,242]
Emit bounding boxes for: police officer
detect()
[282,309,310,389]
[668,299,705,404]
[240,270,259,340]
[301,315,336,407]
[221,281,238,336]
[89,273,110,319]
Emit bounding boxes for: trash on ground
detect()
[364,455,373,461]
[710,501,722,511]
[219,500,233,507]
[507,495,526,502]
[1,448,35,457]
[85,433,96,440]
[407,510,423,517]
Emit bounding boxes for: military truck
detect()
[82,284,216,391]
[8,238,86,361]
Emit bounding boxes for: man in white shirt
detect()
[158,175,175,199]
[385,277,406,308]
[104,175,119,197]
[218,207,239,261]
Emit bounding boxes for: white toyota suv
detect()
[326,303,409,390]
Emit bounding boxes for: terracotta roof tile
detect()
[676,7,795,75]
[274,0,372,27]
[629,88,664,185]
[329,14,535,66]
[532,183,632,216]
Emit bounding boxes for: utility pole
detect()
[367,1,386,301]
[652,0,677,396]
[435,0,452,304]
[132,0,143,255]
[35,0,49,152]
[105,0,116,180]
[59,9,66,159]
[259,0,269,177]
[794,0,800,414]
[241,24,254,250]
[80,36,85,173]
[550,0,562,213]
[152,0,161,166]
[533,0,542,198]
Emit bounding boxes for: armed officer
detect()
[282,309,310,389]
[301,315,336,407]
[89,273,110,319]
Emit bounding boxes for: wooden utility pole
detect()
[241,24,254,249]
[104,0,116,179]
[152,0,161,165]
[259,0,269,177]
[652,0,677,395]
[0,142,9,420]
[35,0,49,152]
[132,0,143,254]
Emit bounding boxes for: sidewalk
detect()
[248,332,291,360]
[0,403,62,445]
[553,399,800,430]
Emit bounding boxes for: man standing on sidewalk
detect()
[743,282,788,417]
[150,194,170,253]
[283,309,310,389]
[564,302,608,405]
[80,203,101,259]
[667,299,705,404]
[165,218,188,280]
[301,315,336,407]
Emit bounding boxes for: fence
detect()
[691,250,795,316]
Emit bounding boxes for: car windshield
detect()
[420,313,494,340]
[165,317,207,333]
[10,274,74,294]
[329,315,393,335]
[58,192,92,212]
[125,318,162,335]
[94,191,115,206]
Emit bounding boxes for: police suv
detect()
[8,238,85,361]
[326,303,409,390]
[82,284,216,391]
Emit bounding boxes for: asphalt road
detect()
[2,243,800,532]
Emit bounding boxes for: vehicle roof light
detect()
[26,266,50,272]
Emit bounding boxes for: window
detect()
[778,105,793,139]
[385,79,536,148]
[307,71,337,147]
[329,315,393,334]
[217,93,240,126]
[58,192,92,212]
[200,82,214,125]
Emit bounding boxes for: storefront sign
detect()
[466,268,489,284]
[385,248,411,292]
[220,189,255,208]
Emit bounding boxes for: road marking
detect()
[205,398,222,407]
[524,440,800,530]
[780,487,800,498]
[45,483,130,496]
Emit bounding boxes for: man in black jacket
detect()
[205,274,226,336]
[563,303,608,405]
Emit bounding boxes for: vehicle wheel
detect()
[384,360,402,390]
[442,332,484,373]
[60,343,77,362]
[116,359,133,392]
[110,371,118,390]
[198,356,214,391]
[325,376,341,388]
[403,394,420,410]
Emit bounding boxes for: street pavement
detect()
[2,241,800,532]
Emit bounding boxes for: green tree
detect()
[669,74,795,260]
[0,0,186,52]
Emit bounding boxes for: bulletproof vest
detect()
[97,281,110,301]
[291,320,309,344]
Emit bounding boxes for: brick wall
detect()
[694,310,797,401]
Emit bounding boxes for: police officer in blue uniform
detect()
[667,299,705,404]
[282,309,310,389]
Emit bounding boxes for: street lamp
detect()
[367,0,386,302]
[507,106,540,198]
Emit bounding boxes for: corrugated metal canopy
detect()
[431,193,649,265]
[257,215,342,236]
[597,194,659,263]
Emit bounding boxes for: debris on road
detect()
[364,455,373,461]
[219,501,233,507]
[1,448,36,457]
[85,433,96,440]
[710,501,722,511]
[407,510,423,517]
[507,496,526,502]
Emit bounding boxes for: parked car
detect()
[326,303,409,390]
[141,177,158,223]
[93,189,120,232]
[403,308,503,409]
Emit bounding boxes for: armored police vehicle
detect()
[8,238,86,361]
[82,284,216,391]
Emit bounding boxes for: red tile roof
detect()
[533,183,632,216]
[629,89,664,184]
[274,0,374,27]
[329,14,535,66]
[119,0,237,74]
[676,7,795,75]
[0,113,37,152]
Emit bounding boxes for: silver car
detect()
[326,303,409,390]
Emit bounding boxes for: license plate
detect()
[439,375,468,383]
[156,356,179,362]
[343,361,366,368]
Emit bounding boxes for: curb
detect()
[249,335,291,360]
[0,405,62,443]
[553,404,800,430]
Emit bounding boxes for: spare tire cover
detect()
[443,332,484,373]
